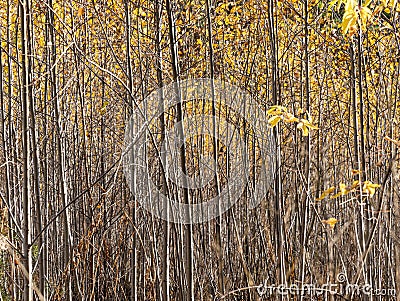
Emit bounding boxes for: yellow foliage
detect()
[341,0,372,36]
[267,105,287,115]
[322,218,339,230]
[283,112,299,123]
[362,181,381,196]
[266,106,317,136]
[316,187,336,201]
[296,119,319,136]
[322,179,380,199]
[268,115,282,127]
[77,7,84,17]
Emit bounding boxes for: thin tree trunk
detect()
[301,0,312,292]
[267,0,286,291]
[48,0,73,298]
[154,0,170,300]
[5,2,17,298]
[124,1,138,299]
[26,22,45,301]
[205,0,224,294]
[165,0,193,299]
[350,42,368,286]
[356,20,370,290]
[20,0,33,299]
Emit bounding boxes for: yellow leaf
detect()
[341,0,359,35]
[342,11,357,35]
[331,192,342,199]
[77,7,84,17]
[267,105,287,115]
[364,0,373,6]
[283,112,299,123]
[268,115,282,128]
[339,183,347,194]
[359,6,372,29]
[362,181,381,196]
[331,183,346,198]
[297,108,305,115]
[316,186,336,201]
[341,0,371,35]
[350,180,360,189]
[345,0,357,11]
[297,119,318,136]
[322,218,339,229]
[297,121,308,136]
